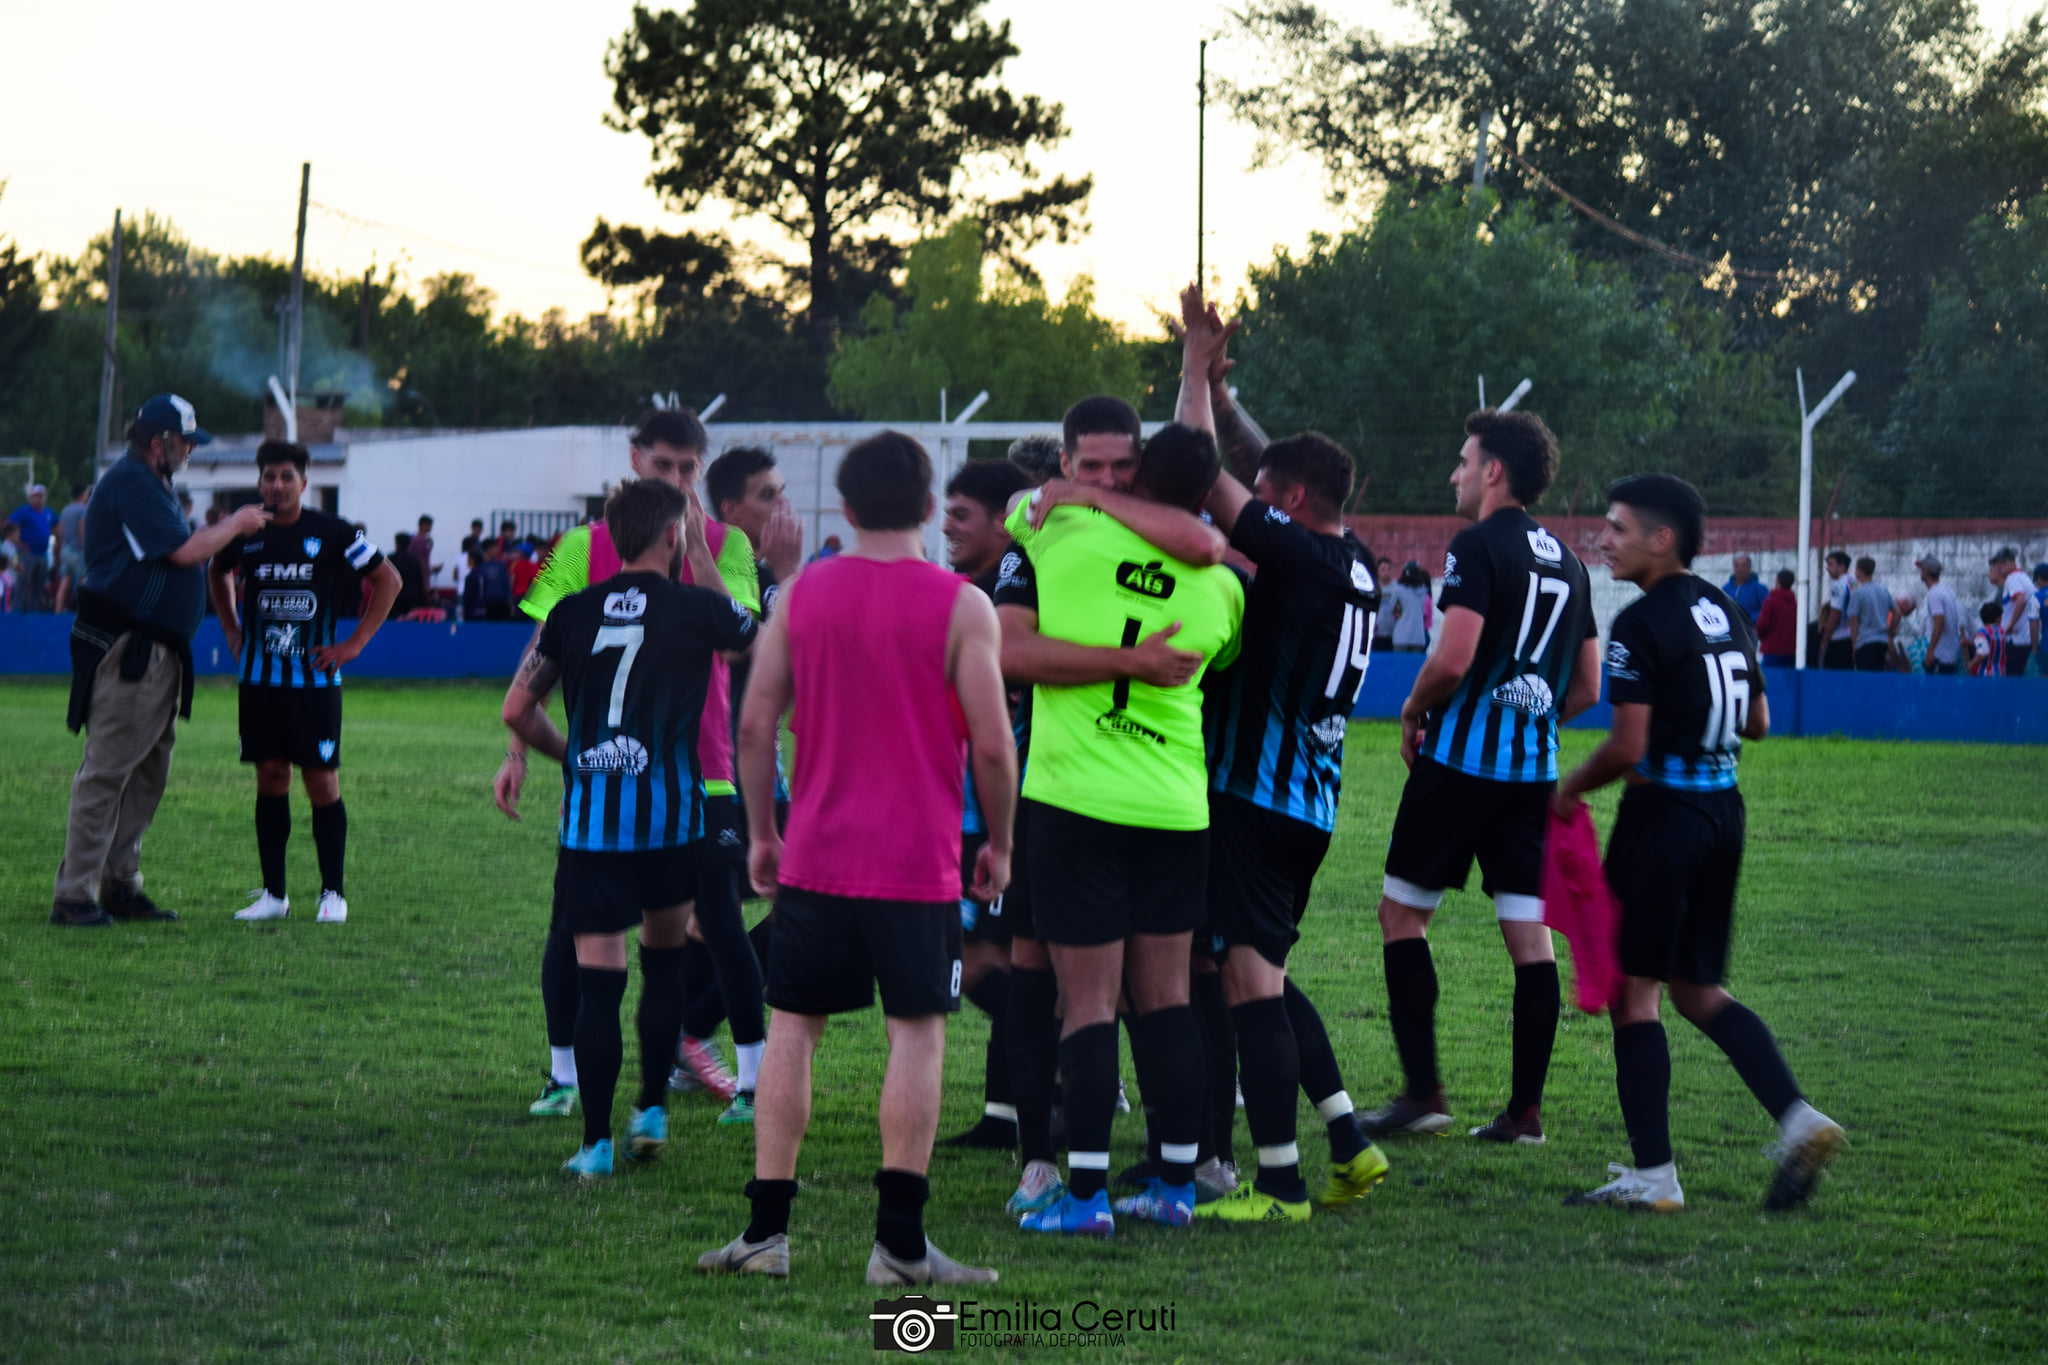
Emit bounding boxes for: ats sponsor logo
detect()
[1114,561,1175,600]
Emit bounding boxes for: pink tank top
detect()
[591,518,740,786]
[777,555,969,903]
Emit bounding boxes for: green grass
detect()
[1,679,2042,1362]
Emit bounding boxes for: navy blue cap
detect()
[133,394,212,446]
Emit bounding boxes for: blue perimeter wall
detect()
[2,616,2042,745]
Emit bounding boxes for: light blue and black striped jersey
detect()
[539,572,758,852]
[1604,574,1766,792]
[216,508,384,688]
[1203,502,1379,832]
[1423,507,1595,783]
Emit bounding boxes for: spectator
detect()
[53,483,91,612]
[0,522,19,610]
[55,394,271,926]
[1818,550,1854,669]
[177,491,194,530]
[509,541,540,601]
[8,481,54,611]
[1846,556,1894,672]
[1989,547,2038,677]
[1913,556,1962,675]
[1722,552,1768,620]
[1755,568,1798,667]
[471,541,513,620]
[461,517,485,556]
[390,531,428,617]
[413,515,437,578]
[1386,560,1433,652]
[459,550,487,620]
[204,504,223,528]
[1970,602,2008,677]
[1373,556,1396,646]
[808,533,843,564]
[495,518,520,556]
[2034,563,2048,672]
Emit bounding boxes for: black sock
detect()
[695,859,765,1048]
[966,970,1015,1114]
[1283,979,1366,1163]
[874,1168,930,1262]
[1508,961,1560,1118]
[255,794,290,899]
[1383,939,1440,1101]
[1701,1001,1802,1122]
[1008,967,1062,1164]
[744,1177,799,1243]
[1614,1021,1673,1170]
[1058,1022,1120,1199]
[541,929,581,1054]
[679,937,724,1042]
[574,966,628,1148]
[635,943,689,1111]
[310,799,346,896]
[1192,971,1236,1165]
[1129,1006,1202,1187]
[1229,996,1306,1199]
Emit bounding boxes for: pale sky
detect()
[2,0,2028,338]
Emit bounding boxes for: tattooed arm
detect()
[500,645,567,766]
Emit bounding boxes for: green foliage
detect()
[827,220,1139,422]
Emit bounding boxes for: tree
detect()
[827,220,1139,425]
[603,0,1091,353]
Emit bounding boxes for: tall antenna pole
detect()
[94,209,122,464]
[286,162,310,430]
[1196,40,1207,288]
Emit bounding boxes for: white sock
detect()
[550,1046,578,1087]
[735,1040,764,1092]
[1779,1099,1830,1145]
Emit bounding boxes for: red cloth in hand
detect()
[1542,803,1623,1014]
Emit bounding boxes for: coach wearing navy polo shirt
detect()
[51,395,271,927]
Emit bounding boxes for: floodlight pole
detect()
[1793,367,1855,669]
[1498,378,1532,412]
[1473,110,1492,188]
[94,209,122,464]
[699,393,727,421]
[286,163,310,424]
[1197,40,1207,288]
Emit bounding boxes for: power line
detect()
[308,201,594,282]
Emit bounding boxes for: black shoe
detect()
[51,899,113,928]
[1114,1159,1162,1190]
[102,884,179,922]
[937,1115,1019,1150]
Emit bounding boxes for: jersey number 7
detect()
[593,625,645,727]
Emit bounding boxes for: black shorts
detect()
[1822,638,1853,670]
[1204,791,1331,967]
[238,684,343,770]
[1606,785,1745,986]
[999,797,1038,942]
[701,793,747,870]
[959,832,1012,944]
[1382,758,1548,919]
[551,843,701,937]
[765,886,962,1018]
[1024,798,1207,947]
[1853,642,1890,672]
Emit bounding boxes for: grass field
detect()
[1,678,2043,1362]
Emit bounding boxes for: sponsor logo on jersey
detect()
[1264,505,1292,524]
[1095,709,1167,744]
[1491,672,1556,716]
[1690,600,1733,641]
[1527,528,1563,564]
[257,589,317,621]
[729,598,753,625]
[243,541,264,553]
[1310,714,1349,749]
[302,537,323,559]
[603,587,648,621]
[1115,560,1176,600]
[576,735,651,775]
[263,622,303,656]
[995,551,1028,594]
[317,739,336,761]
[255,562,314,581]
[1442,551,1460,587]
[1605,640,1638,680]
[1350,561,1375,593]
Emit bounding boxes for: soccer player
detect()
[501,477,757,1177]
[699,431,1013,1285]
[209,441,401,924]
[937,457,1036,1150]
[1005,422,1245,1236]
[496,409,763,1122]
[1557,474,1843,1211]
[1366,409,1602,1144]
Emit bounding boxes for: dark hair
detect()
[72,483,89,499]
[1776,568,1795,589]
[632,407,707,454]
[1135,422,1220,513]
[418,514,433,527]
[125,419,167,451]
[1258,432,1355,513]
[1398,560,1430,588]
[1855,555,1877,576]
[501,519,518,532]
[836,430,932,531]
[1826,550,1851,568]
[255,440,309,474]
[1061,395,1142,455]
[394,531,413,552]
[704,446,777,521]
[1981,601,2002,624]
[603,478,688,562]
[1007,433,1064,484]
[1604,472,1705,566]
[470,518,484,529]
[945,459,1033,516]
[1465,409,1560,505]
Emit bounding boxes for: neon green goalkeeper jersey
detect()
[1005,500,1244,831]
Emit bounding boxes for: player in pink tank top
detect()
[700,431,1016,1287]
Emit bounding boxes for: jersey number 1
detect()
[592,624,645,727]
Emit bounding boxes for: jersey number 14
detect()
[1323,602,1376,702]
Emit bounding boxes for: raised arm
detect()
[997,602,1202,689]
[1027,481,1225,566]
[170,502,269,568]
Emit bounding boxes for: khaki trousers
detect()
[54,635,181,906]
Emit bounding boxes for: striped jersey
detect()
[217,508,384,688]
[536,571,758,852]
[1604,574,1765,792]
[1423,507,1594,782]
[1204,502,1379,832]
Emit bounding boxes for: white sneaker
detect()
[1565,1161,1685,1212]
[316,891,348,923]
[235,890,290,921]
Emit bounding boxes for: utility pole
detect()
[1473,110,1491,189]
[1197,40,1207,288]
[286,162,310,425]
[93,209,122,464]
[1793,367,1856,669]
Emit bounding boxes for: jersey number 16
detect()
[1701,650,1751,749]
